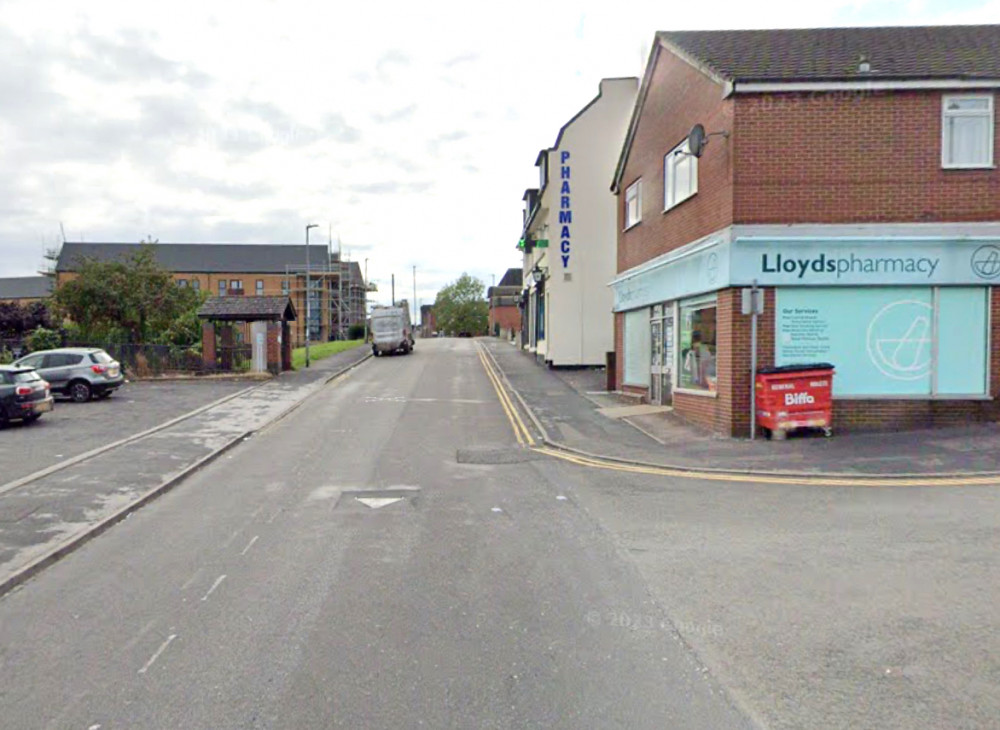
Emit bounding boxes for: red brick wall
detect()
[617,48,735,274]
[733,90,1000,224]
[490,305,521,334]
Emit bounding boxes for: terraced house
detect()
[610,25,1000,436]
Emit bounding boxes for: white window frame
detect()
[941,94,994,169]
[625,179,642,230]
[664,139,698,211]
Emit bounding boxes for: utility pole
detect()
[412,265,417,330]
[363,258,369,344]
[391,274,395,306]
[305,224,318,367]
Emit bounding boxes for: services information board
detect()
[775,287,987,396]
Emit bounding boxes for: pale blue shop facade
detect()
[610,225,1000,419]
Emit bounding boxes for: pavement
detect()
[0,337,750,730]
[0,344,370,594]
[482,339,1000,476]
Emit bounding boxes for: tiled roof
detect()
[498,268,523,287]
[57,242,338,275]
[197,296,296,321]
[658,25,1000,82]
[0,276,53,300]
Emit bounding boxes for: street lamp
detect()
[305,224,319,367]
[363,257,369,345]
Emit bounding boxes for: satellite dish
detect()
[687,124,706,158]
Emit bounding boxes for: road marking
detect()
[240,535,259,555]
[250,505,264,520]
[266,507,282,524]
[201,574,226,601]
[138,633,177,675]
[532,446,1000,487]
[356,497,404,509]
[221,529,242,549]
[122,619,158,652]
[476,343,534,446]
[180,568,203,591]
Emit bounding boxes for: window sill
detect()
[941,164,996,170]
[674,387,718,398]
[834,394,992,401]
[624,220,642,232]
[663,192,697,214]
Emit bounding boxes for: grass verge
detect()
[292,340,364,370]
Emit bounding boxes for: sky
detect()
[1,0,997,309]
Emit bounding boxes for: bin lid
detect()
[757,362,834,375]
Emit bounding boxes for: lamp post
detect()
[305,224,318,367]
[363,257,369,345]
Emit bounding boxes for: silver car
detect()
[13,348,124,403]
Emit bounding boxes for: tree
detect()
[0,300,52,338]
[434,273,488,336]
[52,244,203,343]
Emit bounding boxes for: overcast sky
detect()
[1,0,997,307]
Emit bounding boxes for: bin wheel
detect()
[761,427,772,440]
[823,427,833,438]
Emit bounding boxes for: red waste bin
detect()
[755,363,834,439]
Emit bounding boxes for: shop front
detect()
[612,232,1000,435]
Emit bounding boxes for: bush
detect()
[0,348,12,364]
[26,327,62,352]
[348,323,366,340]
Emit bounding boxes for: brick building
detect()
[54,242,366,347]
[0,276,52,305]
[488,268,522,339]
[610,25,1000,436]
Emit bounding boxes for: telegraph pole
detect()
[391,274,395,306]
[363,258,369,344]
[413,266,417,330]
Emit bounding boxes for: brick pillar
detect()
[202,322,216,370]
[266,322,281,375]
[282,322,292,371]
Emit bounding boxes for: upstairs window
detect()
[942,95,994,168]
[191,279,200,291]
[218,279,227,296]
[256,279,264,295]
[625,179,642,229]
[664,139,698,210]
[177,279,188,287]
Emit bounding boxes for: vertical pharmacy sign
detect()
[558,150,571,269]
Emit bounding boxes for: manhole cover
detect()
[456,448,542,465]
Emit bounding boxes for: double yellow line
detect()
[474,343,1000,488]
[476,343,535,447]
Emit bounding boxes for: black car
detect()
[0,365,54,427]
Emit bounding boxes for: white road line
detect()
[221,529,242,549]
[250,505,264,520]
[266,508,282,524]
[201,574,227,602]
[180,567,203,591]
[122,618,158,652]
[138,634,177,675]
[240,535,259,555]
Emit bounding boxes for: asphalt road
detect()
[0,379,252,483]
[0,339,750,729]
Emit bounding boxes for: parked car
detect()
[13,348,124,402]
[0,365,54,426]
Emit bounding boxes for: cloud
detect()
[372,104,418,123]
[347,181,434,195]
[443,52,478,67]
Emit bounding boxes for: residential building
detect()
[420,304,436,338]
[610,25,1000,436]
[488,268,522,339]
[520,77,638,366]
[54,242,366,346]
[0,276,53,305]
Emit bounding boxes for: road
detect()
[0,339,750,729]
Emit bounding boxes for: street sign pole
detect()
[743,282,762,440]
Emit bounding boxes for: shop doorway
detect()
[650,305,673,405]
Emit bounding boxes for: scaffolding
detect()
[284,253,367,344]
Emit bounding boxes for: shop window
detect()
[625,179,642,229]
[623,308,651,387]
[678,296,717,392]
[776,287,988,397]
[942,95,994,168]
[664,139,698,210]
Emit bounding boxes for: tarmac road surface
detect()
[0,338,750,729]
